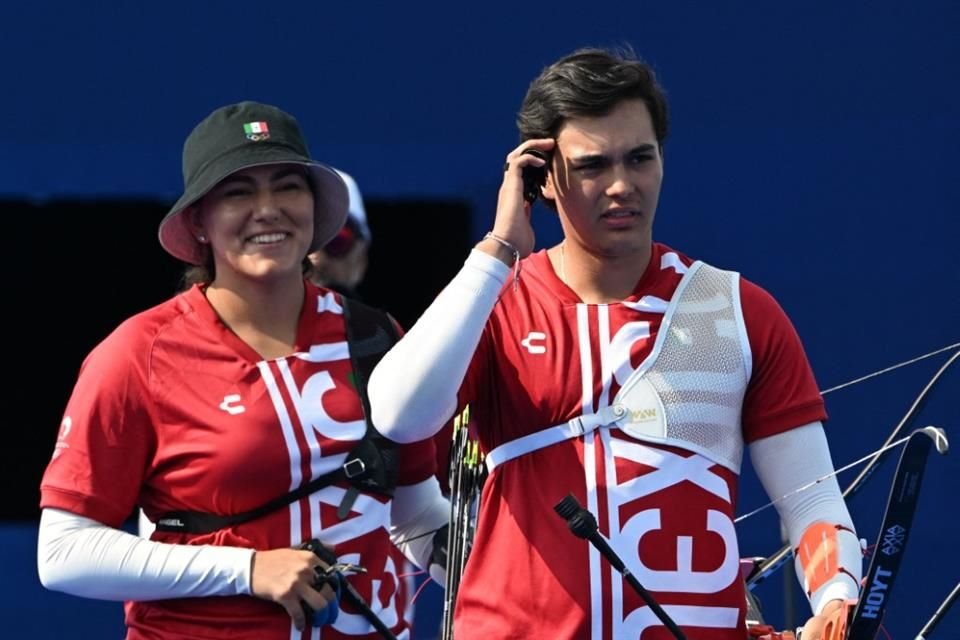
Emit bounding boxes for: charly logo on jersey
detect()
[880,524,906,556]
[521,331,547,354]
[219,394,246,415]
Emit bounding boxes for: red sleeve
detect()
[397,436,438,486]
[740,278,827,442]
[39,321,156,527]
[429,321,496,495]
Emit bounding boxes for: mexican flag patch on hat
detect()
[243,121,270,140]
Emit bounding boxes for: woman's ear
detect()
[185,205,207,243]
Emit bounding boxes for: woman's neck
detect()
[204,275,305,357]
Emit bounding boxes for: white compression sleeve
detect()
[389,477,450,582]
[749,421,862,614]
[369,250,509,443]
[37,508,253,601]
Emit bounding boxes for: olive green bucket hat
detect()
[159,101,349,265]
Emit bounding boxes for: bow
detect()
[743,343,958,587]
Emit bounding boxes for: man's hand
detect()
[799,598,854,640]
[479,139,556,265]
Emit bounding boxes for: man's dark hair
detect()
[517,46,669,149]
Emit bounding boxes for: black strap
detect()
[342,297,400,430]
[335,298,401,518]
[156,296,400,534]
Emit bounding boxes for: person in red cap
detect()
[37,101,448,639]
[307,170,373,298]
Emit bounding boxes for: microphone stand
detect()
[555,494,688,640]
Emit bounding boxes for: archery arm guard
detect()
[749,423,862,613]
[795,521,863,613]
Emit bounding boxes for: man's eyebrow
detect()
[568,152,608,164]
[569,144,657,164]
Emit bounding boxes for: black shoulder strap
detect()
[341,296,401,428]
[155,295,400,535]
[335,298,401,518]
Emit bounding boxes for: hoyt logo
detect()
[881,524,906,556]
[860,566,893,619]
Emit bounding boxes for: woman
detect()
[37,101,447,639]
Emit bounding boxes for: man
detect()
[368,48,860,639]
[307,169,371,297]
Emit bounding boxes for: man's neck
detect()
[551,240,653,304]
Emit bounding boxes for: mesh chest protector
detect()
[485,261,751,474]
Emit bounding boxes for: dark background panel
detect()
[1,198,471,521]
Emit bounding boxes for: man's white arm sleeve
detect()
[749,421,861,614]
[37,508,253,601]
[369,250,509,443]
[389,477,449,582]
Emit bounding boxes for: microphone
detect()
[555,494,688,640]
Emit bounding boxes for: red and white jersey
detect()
[450,243,825,640]
[40,282,434,640]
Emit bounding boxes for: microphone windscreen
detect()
[554,494,581,520]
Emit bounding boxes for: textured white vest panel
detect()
[615,261,752,473]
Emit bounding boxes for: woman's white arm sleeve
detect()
[749,421,862,614]
[37,508,253,601]
[369,250,509,443]
[389,477,449,578]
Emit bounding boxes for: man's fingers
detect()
[800,612,830,640]
[504,138,555,169]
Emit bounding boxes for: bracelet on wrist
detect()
[483,232,521,290]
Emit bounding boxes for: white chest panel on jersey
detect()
[616,261,751,473]
[485,261,752,473]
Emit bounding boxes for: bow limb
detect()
[745,346,958,588]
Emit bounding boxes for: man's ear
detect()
[541,154,563,210]
[542,154,563,203]
[542,171,556,202]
